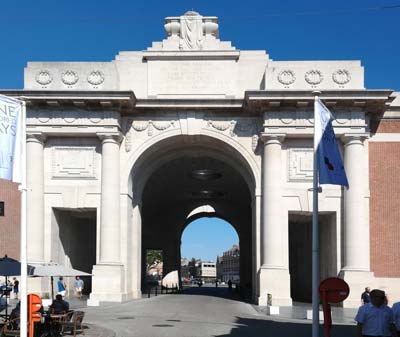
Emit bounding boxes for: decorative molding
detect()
[28,110,121,127]
[288,148,313,181]
[305,70,323,85]
[264,111,366,129]
[124,119,178,151]
[252,134,259,152]
[87,70,105,86]
[52,146,97,179]
[332,69,351,85]
[35,70,53,86]
[206,120,236,136]
[61,70,79,86]
[278,70,296,86]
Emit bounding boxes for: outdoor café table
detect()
[38,312,68,337]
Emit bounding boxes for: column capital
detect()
[26,132,47,144]
[341,133,368,145]
[260,133,286,144]
[96,132,123,144]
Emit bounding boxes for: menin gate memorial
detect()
[2,11,399,307]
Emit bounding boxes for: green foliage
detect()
[146,249,163,272]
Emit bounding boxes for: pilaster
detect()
[26,132,46,263]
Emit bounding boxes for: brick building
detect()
[217,245,240,283]
[0,179,20,259]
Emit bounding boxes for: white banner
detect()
[0,94,23,183]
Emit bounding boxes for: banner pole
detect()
[312,91,321,337]
[20,100,28,337]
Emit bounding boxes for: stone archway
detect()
[124,134,259,300]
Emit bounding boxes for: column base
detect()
[257,267,292,306]
[90,264,127,302]
[339,270,374,308]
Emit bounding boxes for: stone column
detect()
[261,134,285,268]
[99,134,121,264]
[258,134,291,306]
[90,133,126,304]
[26,133,46,262]
[340,134,372,308]
[343,135,369,271]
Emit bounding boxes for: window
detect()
[0,202,4,216]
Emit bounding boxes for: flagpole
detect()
[20,100,28,337]
[312,91,321,337]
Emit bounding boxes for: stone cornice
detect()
[0,90,136,110]
[135,98,244,110]
[142,50,240,61]
[245,89,394,113]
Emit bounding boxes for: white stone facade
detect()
[2,11,399,307]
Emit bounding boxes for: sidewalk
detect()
[256,302,358,324]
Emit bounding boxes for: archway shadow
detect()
[214,316,354,337]
[180,284,251,303]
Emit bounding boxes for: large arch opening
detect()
[127,135,257,300]
[181,216,239,282]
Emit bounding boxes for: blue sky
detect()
[1,1,398,259]
[0,0,399,90]
[181,218,238,262]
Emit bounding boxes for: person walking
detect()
[355,289,397,337]
[362,287,371,304]
[12,277,19,299]
[74,276,84,299]
[57,276,67,298]
[392,301,400,336]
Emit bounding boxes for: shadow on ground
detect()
[214,316,354,337]
[181,285,248,302]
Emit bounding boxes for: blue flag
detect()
[0,94,23,183]
[314,98,349,188]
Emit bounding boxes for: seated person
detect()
[49,294,69,314]
[9,301,20,329]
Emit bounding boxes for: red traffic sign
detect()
[319,277,350,303]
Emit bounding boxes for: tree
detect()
[146,249,163,273]
[188,257,199,278]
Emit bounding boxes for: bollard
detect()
[155,286,158,296]
[148,287,151,298]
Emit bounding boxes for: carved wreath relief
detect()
[35,69,106,87]
[87,71,105,87]
[278,70,296,86]
[332,69,351,85]
[305,70,323,86]
[35,70,53,87]
[62,70,79,87]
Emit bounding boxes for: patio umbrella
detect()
[28,263,91,300]
[0,255,34,320]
